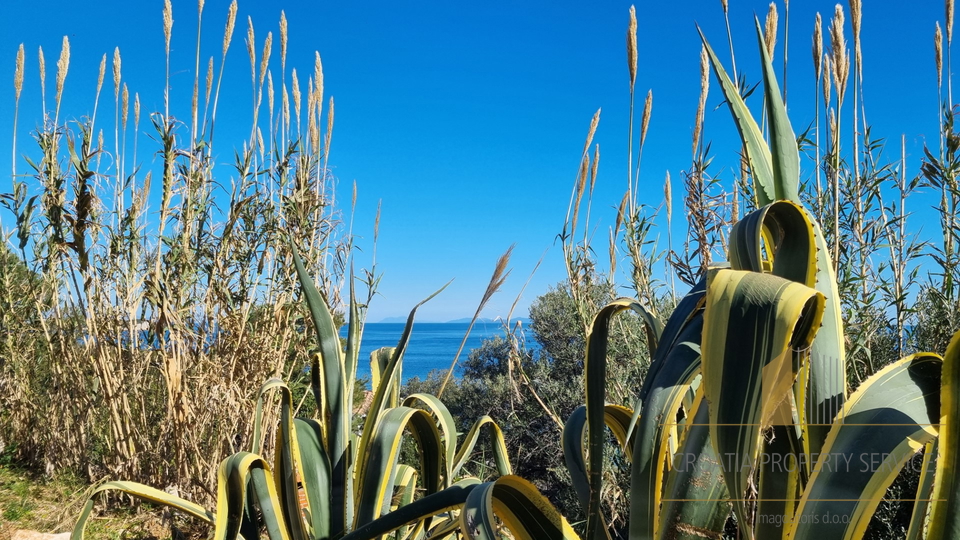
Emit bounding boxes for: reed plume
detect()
[54,36,70,120]
[627,5,638,90]
[437,246,515,398]
[764,2,778,57]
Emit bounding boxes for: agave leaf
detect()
[345,262,364,406]
[354,407,444,529]
[405,393,459,483]
[72,482,214,540]
[450,415,512,479]
[295,418,332,540]
[215,452,290,540]
[341,483,477,540]
[927,329,960,539]
[262,379,311,540]
[627,279,707,540]
[697,27,775,206]
[355,284,449,503]
[291,242,351,537]
[584,298,657,540]
[754,17,799,203]
[789,353,942,540]
[628,336,702,540]
[729,202,846,457]
[461,476,580,540]
[563,403,636,519]
[906,440,938,540]
[702,269,825,539]
[657,397,730,540]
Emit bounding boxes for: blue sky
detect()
[0,0,948,321]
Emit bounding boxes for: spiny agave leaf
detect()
[215,452,290,540]
[656,397,730,540]
[563,404,636,519]
[461,476,580,540]
[584,298,654,540]
[405,393,459,483]
[355,283,449,502]
[265,380,310,540]
[702,269,824,539]
[451,415,512,479]
[789,353,942,540]
[755,16,800,202]
[294,418,331,540]
[290,241,351,537]
[629,280,705,540]
[729,202,846,457]
[340,483,477,540]
[393,465,422,540]
[927,330,960,539]
[638,277,706,404]
[756,404,805,540]
[906,440,938,540]
[697,26,775,206]
[355,407,444,529]
[72,481,214,540]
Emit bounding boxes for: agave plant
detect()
[72,244,578,540]
[564,19,960,540]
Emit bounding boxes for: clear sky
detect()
[0,0,948,322]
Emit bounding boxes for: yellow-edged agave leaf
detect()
[451,415,512,478]
[291,243,352,538]
[626,279,706,540]
[906,440,938,540]
[702,269,824,538]
[657,397,730,540]
[583,298,660,540]
[72,481,214,540]
[754,17,799,203]
[344,264,365,402]
[728,200,846,459]
[355,407,444,528]
[261,379,311,540]
[294,418,331,540]
[393,464,422,540]
[756,409,805,540]
[925,329,960,539]
[788,353,942,540]
[355,285,448,502]
[461,476,580,540]
[341,481,478,540]
[404,392,459,483]
[628,337,702,540]
[697,27,774,206]
[216,452,290,540]
[563,403,636,518]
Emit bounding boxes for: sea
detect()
[339,321,536,383]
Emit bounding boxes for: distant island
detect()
[376,316,531,325]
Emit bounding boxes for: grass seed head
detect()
[937,22,944,89]
[949,0,955,43]
[823,53,832,104]
[96,54,106,94]
[223,1,238,58]
[627,5,638,90]
[206,57,214,102]
[292,68,301,119]
[55,36,70,106]
[814,13,823,81]
[721,0,728,15]
[163,0,173,53]
[113,47,121,98]
[314,52,324,107]
[134,92,140,126]
[122,83,129,126]
[641,89,652,147]
[14,43,24,100]
[260,32,272,86]
[38,45,45,90]
[246,17,256,79]
[280,11,288,70]
[664,170,673,222]
[764,2,778,57]
[267,70,274,113]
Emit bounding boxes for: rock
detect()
[11,530,70,540]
